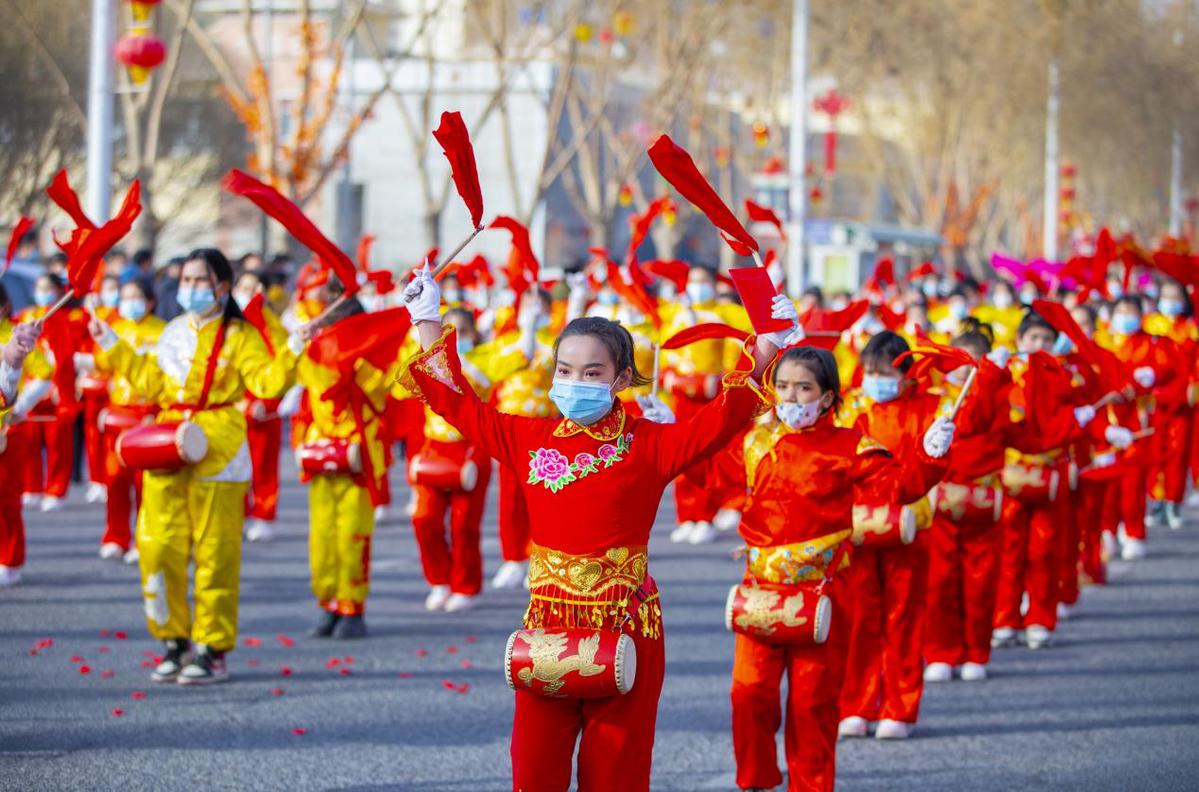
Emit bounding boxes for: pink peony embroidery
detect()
[530,448,571,482]
[597,444,618,461]
[527,434,632,492]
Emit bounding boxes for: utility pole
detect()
[1042,0,1064,261]
[786,0,808,293]
[87,0,117,222]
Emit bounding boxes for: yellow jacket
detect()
[96,313,296,480]
[108,314,166,407]
[296,353,391,488]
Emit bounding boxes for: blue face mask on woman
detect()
[1159,299,1185,317]
[548,379,614,426]
[177,285,216,315]
[862,374,901,403]
[33,290,55,308]
[1111,314,1141,335]
[1051,334,1074,356]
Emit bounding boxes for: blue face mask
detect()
[1111,314,1141,335]
[548,378,613,426]
[177,285,216,315]
[862,374,901,403]
[687,283,716,304]
[1051,334,1074,356]
[949,302,969,320]
[1159,299,1185,317]
[597,291,619,306]
[100,289,120,309]
[119,298,147,322]
[33,291,55,307]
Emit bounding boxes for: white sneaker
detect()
[424,584,451,611]
[1186,488,1199,508]
[1019,591,1030,618]
[99,543,123,561]
[40,496,62,513]
[374,504,391,523]
[712,508,742,532]
[991,627,1017,648]
[1145,506,1159,528]
[959,662,987,682]
[687,521,718,544]
[1102,531,1118,560]
[670,521,695,544]
[1057,603,1071,621]
[923,662,953,683]
[123,547,139,565]
[837,716,869,739]
[85,482,107,503]
[491,560,527,590]
[444,593,477,613]
[21,493,40,509]
[1165,503,1183,530]
[0,565,22,587]
[404,494,418,518]
[875,719,914,740]
[245,519,274,543]
[1121,538,1146,561]
[1025,624,1051,649]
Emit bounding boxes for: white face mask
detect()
[992,293,1013,309]
[233,291,254,310]
[776,400,822,429]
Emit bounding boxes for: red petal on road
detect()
[79,665,91,674]
[99,629,111,638]
[70,656,85,663]
[342,656,354,664]
[415,649,429,658]
[464,635,478,644]
[280,665,293,677]
[247,658,261,668]
[243,637,263,648]
[140,660,153,668]
[111,708,124,717]
[290,727,306,736]
[338,668,352,677]
[460,660,473,670]
[398,672,413,679]
[276,634,296,648]
[442,680,456,690]
[271,688,285,696]
[325,658,341,669]
[114,631,128,640]
[100,670,115,679]
[455,683,471,694]
[37,638,55,648]
[140,650,155,657]
[130,691,146,700]
[446,646,459,654]
[29,649,38,656]
[98,646,111,654]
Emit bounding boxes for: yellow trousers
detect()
[308,475,374,615]
[137,470,247,652]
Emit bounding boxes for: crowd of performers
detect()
[4,237,1198,791]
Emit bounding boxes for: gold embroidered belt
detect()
[524,543,660,639]
[745,530,852,586]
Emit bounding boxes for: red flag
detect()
[648,135,758,255]
[490,216,540,296]
[62,181,142,298]
[432,111,485,230]
[46,170,94,230]
[365,269,396,295]
[799,299,869,334]
[744,199,786,239]
[222,168,359,296]
[626,196,674,262]
[1150,248,1199,290]
[662,322,749,350]
[306,306,413,371]
[864,257,895,294]
[356,234,376,273]
[893,340,976,381]
[241,293,274,355]
[4,216,35,276]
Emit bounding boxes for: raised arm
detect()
[89,318,167,403]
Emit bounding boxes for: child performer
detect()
[730,346,954,791]
[89,249,298,684]
[401,267,786,792]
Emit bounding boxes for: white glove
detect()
[1105,425,1134,449]
[73,353,97,373]
[1074,405,1096,428]
[1091,451,1117,469]
[403,264,442,323]
[0,361,19,405]
[565,272,589,321]
[287,333,306,356]
[762,295,806,349]
[987,347,1011,368]
[1133,366,1156,388]
[278,384,304,418]
[922,417,956,459]
[635,394,676,424]
[11,378,50,421]
[713,508,742,532]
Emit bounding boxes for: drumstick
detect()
[1131,427,1155,441]
[403,226,485,305]
[651,343,661,399]
[1091,390,1120,410]
[948,365,978,421]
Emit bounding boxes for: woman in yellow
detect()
[292,280,392,640]
[99,279,167,564]
[88,249,298,685]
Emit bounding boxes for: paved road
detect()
[3,459,1199,791]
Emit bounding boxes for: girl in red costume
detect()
[401,267,786,792]
[730,345,954,791]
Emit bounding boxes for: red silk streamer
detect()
[799,299,869,334]
[4,216,35,276]
[241,293,275,355]
[490,216,540,297]
[864,257,895,294]
[222,169,359,296]
[662,322,749,350]
[59,181,142,298]
[365,270,396,295]
[648,135,758,255]
[605,258,660,328]
[306,306,413,371]
[1149,249,1199,290]
[441,255,493,289]
[907,261,937,282]
[356,234,376,273]
[892,340,976,381]
[626,196,674,263]
[1032,299,1130,393]
[432,111,485,230]
[643,260,690,292]
[877,301,906,331]
[46,170,94,230]
[744,199,786,239]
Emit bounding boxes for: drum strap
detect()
[171,320,228,414]
[815,541,851,596]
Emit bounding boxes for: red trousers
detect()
[498,465,531,563]
[101,424,143,550]
[82,393,108,485]
[924,514,1003,666]
[1078,480,1111,585]
[411,441,491,595]
[839,536,929,724]
[1108,465,1148,541]
[15,411,75,497]
[0,431,27,567]
[993,496,1063,631]
[731,596,850,792]
[1056,494,1081,607]
[511,621,664,791]
[1151,409,1192,503]
[246,416,282,521]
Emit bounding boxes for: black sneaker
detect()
[332,614,367,640]
[177,646,229,686]
[150,639,191,683]
[309,610,341,638]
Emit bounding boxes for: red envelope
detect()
[729,266,790,334]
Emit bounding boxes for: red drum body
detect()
[296,439,362,476]
[1002,462,1060,504]
[409,452,478,493]
[504,628,636,699]
[850,500,930,548]
[726,583,832,646]
[116,421,209,472]
[934,481,1003,523]
[100,406,155,436]
[78,375,109,399]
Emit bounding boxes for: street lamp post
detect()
[786,0,808,294]
[87,0,117,222]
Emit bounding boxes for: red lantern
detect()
[752,121,769,149]
[810,186,824,205]
[618,184,633,207]
[1060,186,1075,202]
[116,33,166,84]
[1060,162,1077,178]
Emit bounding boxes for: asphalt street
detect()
[2,458,1199,791]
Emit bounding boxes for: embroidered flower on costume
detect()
[573,452,598,476]
[527,434,633,492]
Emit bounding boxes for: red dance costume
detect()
[401,327,767,792]
[731,413,946,792]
